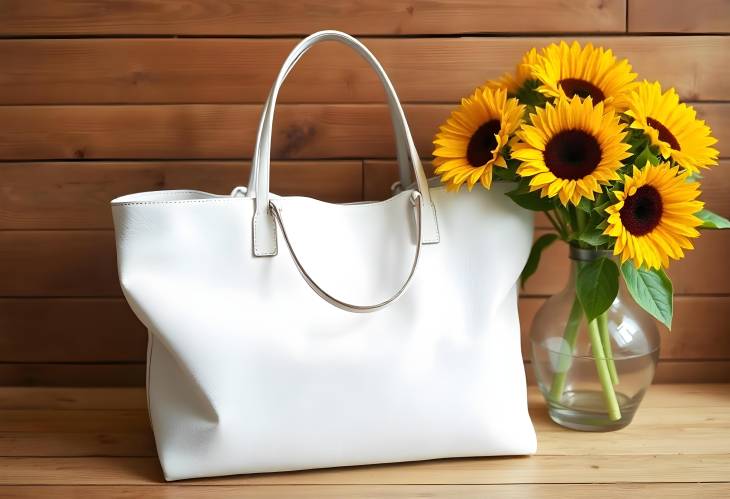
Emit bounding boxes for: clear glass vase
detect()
[530,245,660,431]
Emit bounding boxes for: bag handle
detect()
[250,30,439,257]
[270,191,424,313]
[247,84,411,200]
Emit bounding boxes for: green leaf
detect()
[621,263,673,329]
[576,197,593,213]
[697,209,730,229]
[514,79,548,108]
[506,186,554,211]
[521,233,559,288]
[634,145,660,167]
[493,166,518,182]
[593,199,612,214]
[576,257,620,322]
[575,227,610,247]
[687,171,704,182]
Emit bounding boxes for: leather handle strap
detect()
[250,30,439,257]
[269,191,424,313]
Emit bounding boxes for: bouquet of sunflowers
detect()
[433,42,726,420]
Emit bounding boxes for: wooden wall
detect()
[0,0,728,386]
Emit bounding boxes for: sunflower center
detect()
[620,185,664,236]
[466,119,501,167]
[646,117,681,151]
[543,129,602,180]
[559,78,606,102]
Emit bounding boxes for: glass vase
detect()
[530,245,660,431]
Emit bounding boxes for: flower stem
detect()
[545,210,566,239]
[588,319,622,421]
[598,312,619,385]
[548,293,583,402]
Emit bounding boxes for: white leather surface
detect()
[111,30,536,481]
[112,184,536,480]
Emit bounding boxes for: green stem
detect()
[548,293,583,402]
[545,210,563,236]
[587,319,622,421]
[545,210,566,239]
[553,206,571,237]
[598,312,619,385]
[574,207,588,247]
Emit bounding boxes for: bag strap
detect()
[269,191,424,313]
[247,85,411,200]
[250,30,439,257]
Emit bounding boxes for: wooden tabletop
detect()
[0,384,728,497]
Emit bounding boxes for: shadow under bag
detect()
[112,30,537,481]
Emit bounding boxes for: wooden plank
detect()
[0,299,145,362]
[629,0,730,33]
[0,410,150,433]
[0,385,726,457]
[1,484,728,499]
[0,0,626,36]
[0,364,145,387]
[0,432,156,457]
[0,104,415,161]
[1,36,726,105]
[519,296,730,360]
[696,102,730,151]
[0,103,727,161]
[592,383,730,408]
[2,296,728,364]
[1,384,726,412]
[0,231,120,296]
[0,387,146,410]
[1,360,728,388]
[653,360,730,383]
[523,229,730,296]
[2,228,727,297]
[526,360,730,384]
[0,161,363,230]
[1,454,728,485]
[2,399,728,457]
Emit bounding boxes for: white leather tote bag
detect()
[112,30,536,481]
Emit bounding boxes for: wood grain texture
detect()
[0,387,146,410]
[0,299,145,362]
[0,103,727,161]
[2,360,728,387]
[0,385,728,459]
[2,296,728,364]
[2,484,729,499]
[1,453,729,484]
[0,364,146,387]
[0,0,626,36]
[1,1,729,388]
[629,0,730,33]
[3,228,726,297]
[0,161,363,229]
[1,36,726,105]
[524,230,730,296]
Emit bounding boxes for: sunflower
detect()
[625,81,719,173]
[529,41,637,110]
[433,87,524,191]
[484,48,541,95]
[512,96,631,206]
[604,162,703,269]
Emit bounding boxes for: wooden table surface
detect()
[0,384,727,497]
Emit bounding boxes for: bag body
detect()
[112,31,536,481]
